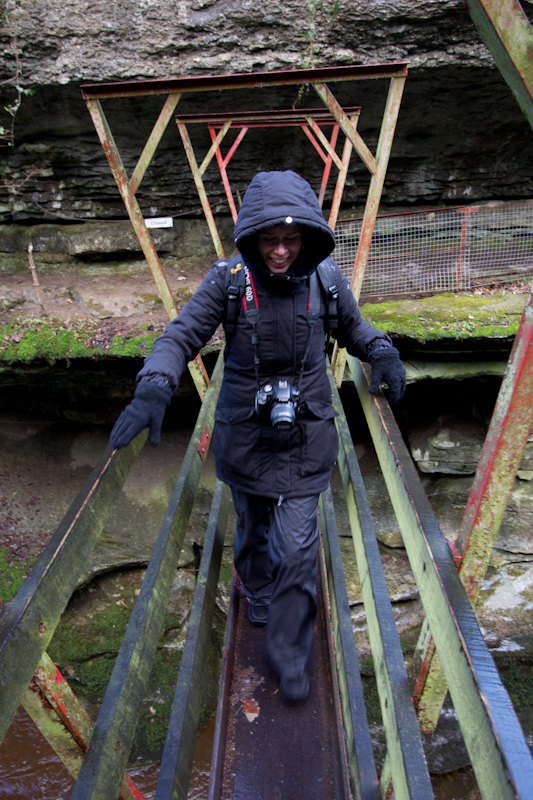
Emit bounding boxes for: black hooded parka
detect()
[137,171,389,499]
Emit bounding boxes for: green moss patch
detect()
[0,317,158,363]
[493,653,533,735]
[47,569,192,763]
[0,547,28,603]
[360,290,527,342]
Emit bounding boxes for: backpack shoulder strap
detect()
[317,258,339,344]
[223,255,246,338]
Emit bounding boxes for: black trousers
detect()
[231,489,320,678]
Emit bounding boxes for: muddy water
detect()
[0,708,74,799]
[0,704,480,799]
[0,708,216,799]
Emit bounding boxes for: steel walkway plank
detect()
[208,573,354,800]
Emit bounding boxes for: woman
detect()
[110,170,405,701]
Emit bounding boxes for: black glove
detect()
[110,377,174,449]
[367,342,406,405]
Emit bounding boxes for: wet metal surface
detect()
[211,580,350,800]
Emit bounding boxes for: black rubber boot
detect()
[280,670,310,702]
[248,599,269,626]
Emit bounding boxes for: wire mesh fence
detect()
[333,201,533,298]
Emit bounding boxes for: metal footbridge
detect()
[2,3,533,795]
[1,344,533,800]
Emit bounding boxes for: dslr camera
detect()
[255,380,300,429]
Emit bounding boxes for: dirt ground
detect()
[2,258,530,343]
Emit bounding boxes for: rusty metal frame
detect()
[175,106,361,257]
[81,63,408,391]
[69,354,224,800]
[330,73,406,385]
[1,56,528,797]
[0,63,403,798]
[84,94,210,400]
[0,434,147,746]
[0,352,226,800]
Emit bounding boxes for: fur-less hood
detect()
[234,170,336,287]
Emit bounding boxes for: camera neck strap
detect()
[241,265,262,390]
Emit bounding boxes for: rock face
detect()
[410,413,533,476]
[0,0,500,86]
[1,0,533,225]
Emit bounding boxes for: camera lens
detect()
[271,402,296,429]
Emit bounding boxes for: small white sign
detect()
[145,217,174,229]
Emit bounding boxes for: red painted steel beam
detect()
[33,654,147,800]
[80,63,409,100]
[304,118,343,170]
[317,124,339,206]
[458,281,533,598]
[221,125,248,166]
[209,125,240,223]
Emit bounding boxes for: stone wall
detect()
[1,0,533,227]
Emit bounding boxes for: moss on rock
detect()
[0,548,28,603]
[0,317,158,363]
[360,290,526,342]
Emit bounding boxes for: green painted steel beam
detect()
[69,352,224,800]
[155,479,230,800]
[467,0,533,131]
[348,354,533,800]
[328,367,432,800]
[319,487,380,800]
[0,434,146,747]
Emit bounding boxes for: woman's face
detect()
[257,224,302,274]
